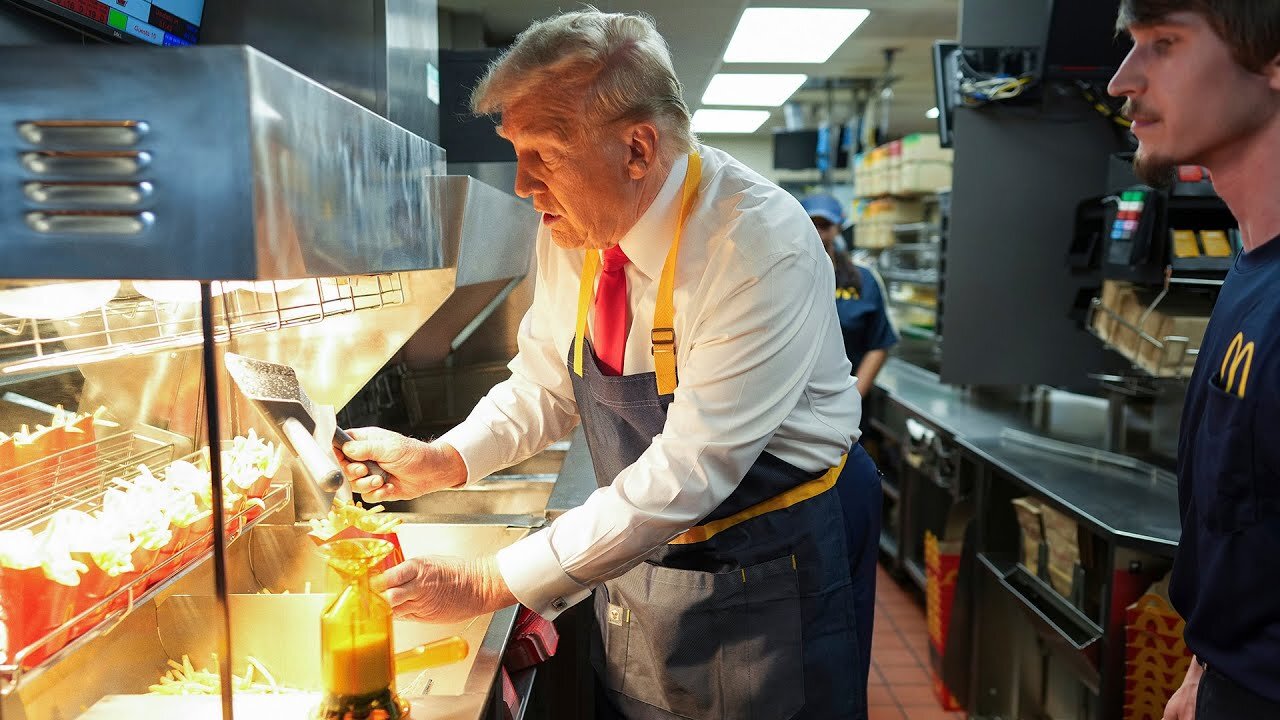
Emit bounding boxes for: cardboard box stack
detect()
[855,198,925,249]
[1010,497,1080,597]
[896,133,953,195]
[1011,497,1045,576]
[1124,575,1192,720]
[1092,280,1210,378]
[854,133,953,198]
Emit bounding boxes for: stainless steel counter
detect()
[873,358,1041,440]
[961,434,1179,553]
[874,358,1180,553]
[546,427,596,522]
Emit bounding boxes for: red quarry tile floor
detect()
[870,564,966,720]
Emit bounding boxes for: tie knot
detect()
[602,245,630,272]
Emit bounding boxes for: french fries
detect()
[307,500,403,539]
[147,654,298,695]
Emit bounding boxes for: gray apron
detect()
[570,336,867,720]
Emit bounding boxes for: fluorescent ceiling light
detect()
[724,8,871,63]
[926,106,940,119]
[692,109,772,134]
[702,74,807,107]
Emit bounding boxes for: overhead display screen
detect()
[16,0,205,46]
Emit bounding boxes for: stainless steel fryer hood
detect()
[0,43,537,442]
[2,44,445,280]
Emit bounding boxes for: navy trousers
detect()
[837,443,883,691]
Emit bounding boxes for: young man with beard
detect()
[1108,1,1280,718]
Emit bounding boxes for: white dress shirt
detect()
[439,145,861,619]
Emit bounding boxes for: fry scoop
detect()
[223,353,387,495]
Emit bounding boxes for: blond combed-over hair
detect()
[471,8,696,157]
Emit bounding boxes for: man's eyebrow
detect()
[497,123,571,146]
[526,122,570,143]
[1126,15,1196,32]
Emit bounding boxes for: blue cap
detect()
[800,194,845,226]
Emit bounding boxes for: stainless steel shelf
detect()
[1168,276,1225,287]
[0,275,404,376]
[889,298,939,312]
[881,270,939,285]
[0,430,175,528]
[893,223,940,235]
[887,243,941,253]
[978,552,1103,693]
[898,326,938,341]
[1,476,291,691]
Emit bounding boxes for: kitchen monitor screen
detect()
[13,0,204,46]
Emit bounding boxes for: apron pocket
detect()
[602,555,805,720]
[594,587,632,692]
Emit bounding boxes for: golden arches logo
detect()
[836,287,861,301]
[1219,332,1255,398]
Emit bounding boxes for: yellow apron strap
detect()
[667,453,848,546]
[573,151,702,388]
[573,249,600,378]
[653,152,702,396]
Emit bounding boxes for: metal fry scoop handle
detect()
[223,352,385,494]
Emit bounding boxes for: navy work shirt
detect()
[836,264,899,372]
[1171,234,1280,702]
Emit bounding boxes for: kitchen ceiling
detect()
[438,0,959,138]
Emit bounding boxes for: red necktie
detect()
[593,246,630,376]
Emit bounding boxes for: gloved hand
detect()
[338,427,468,502]
[375,555,517,624]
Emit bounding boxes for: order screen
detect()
[40,0,205,46]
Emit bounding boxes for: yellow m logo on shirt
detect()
[1219,332,1255,398]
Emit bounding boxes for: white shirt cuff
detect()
[437,422,508,485]
[496,529,592,621]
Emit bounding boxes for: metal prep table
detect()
[867,357,1181,720]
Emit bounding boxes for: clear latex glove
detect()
[375,555,517,624]
[338,427,467,502]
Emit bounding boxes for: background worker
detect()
[802,192,895,692]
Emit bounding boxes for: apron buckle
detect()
[651,327,675,355]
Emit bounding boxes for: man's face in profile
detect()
[1109,11,1276,185]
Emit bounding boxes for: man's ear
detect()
[1268,52,1280,92]
[624,121,660,180]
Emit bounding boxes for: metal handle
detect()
[21,151,152,176]
[393,636,469,673]
[333,426,389,486]
[18,120,149,147]
[282,416,344,492]
[25,211,154,235]
[24,181,153,206]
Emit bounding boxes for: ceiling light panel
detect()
[724,8,871,64]
[691,109,772,134]
[702,74,808,107]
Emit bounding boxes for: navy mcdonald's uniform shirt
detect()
[836,263,899,372]
[1171,233,1280,702]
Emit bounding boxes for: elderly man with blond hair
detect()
[341,9,881,719]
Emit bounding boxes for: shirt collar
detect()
[612,153,690,281]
